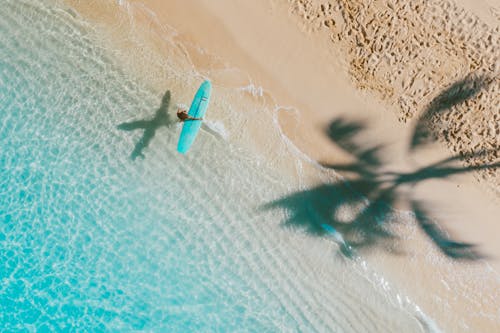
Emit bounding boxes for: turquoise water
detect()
[0,1,428,332]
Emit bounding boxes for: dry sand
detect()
[63,0,500,331]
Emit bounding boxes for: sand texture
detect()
[288,0,499,192]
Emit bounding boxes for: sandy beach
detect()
[61,0,500,331]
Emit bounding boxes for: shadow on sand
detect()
[263,76,498,260]
[410,75,492,151]
[118,90,174,160]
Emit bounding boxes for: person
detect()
[177,107,203,122]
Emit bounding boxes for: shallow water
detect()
[0,1,430,331]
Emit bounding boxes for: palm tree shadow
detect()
[263,77,496,260]
[118,90,174,160]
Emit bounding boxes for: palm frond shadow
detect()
[411,201,482,260]
[390,151,499,186]
[118,90,174,160]
[263,112,498,260]
[410,75,492,150]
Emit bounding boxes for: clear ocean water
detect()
[0,1,430,332]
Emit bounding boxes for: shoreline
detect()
[62,0,500,331]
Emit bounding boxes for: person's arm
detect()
[186,116,203,121]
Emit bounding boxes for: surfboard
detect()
[177,80,212,154]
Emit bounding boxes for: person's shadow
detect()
[118,90,174,160]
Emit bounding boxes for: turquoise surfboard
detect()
[177,80,212,154]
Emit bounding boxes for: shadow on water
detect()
[118,90,174,160]
[263,77,498,260]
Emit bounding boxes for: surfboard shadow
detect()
[117,90,174,160]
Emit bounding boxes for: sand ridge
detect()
[288,0,499,192]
